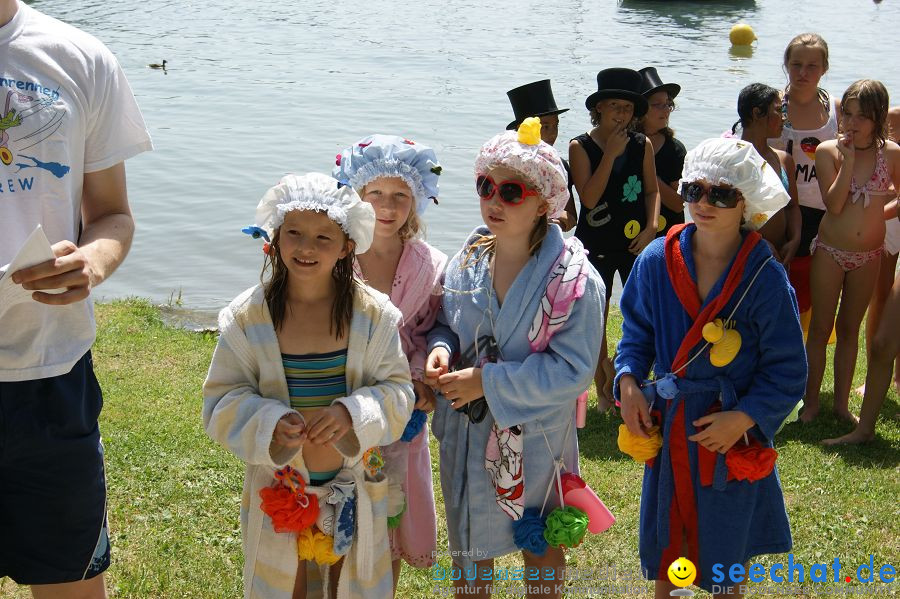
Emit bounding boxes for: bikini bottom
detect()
[810,236,883,272]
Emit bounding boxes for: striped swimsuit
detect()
[282,349,347,484]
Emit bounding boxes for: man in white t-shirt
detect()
[0,0,152,596]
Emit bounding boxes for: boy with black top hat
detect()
[506,79,578,231]
[569,67,660,411]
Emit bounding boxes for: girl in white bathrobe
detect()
[203,173,414,599]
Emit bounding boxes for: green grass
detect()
[2,300,897,598]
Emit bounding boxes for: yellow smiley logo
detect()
[667,557,697,588]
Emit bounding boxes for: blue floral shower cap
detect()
[332,135,441,215]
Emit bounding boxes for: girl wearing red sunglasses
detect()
[425,122,604,599]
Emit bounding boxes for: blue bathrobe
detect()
[614,224,807,592]
[428,225,605,567]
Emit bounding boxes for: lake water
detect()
[29,0,900,313]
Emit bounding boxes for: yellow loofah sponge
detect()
[617,423,663,462]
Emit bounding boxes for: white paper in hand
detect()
[0,225,61,314]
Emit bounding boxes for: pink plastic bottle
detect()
[575,390,588,428]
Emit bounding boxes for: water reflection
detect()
[729,45,755,60]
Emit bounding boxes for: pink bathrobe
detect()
[360,239,446,568]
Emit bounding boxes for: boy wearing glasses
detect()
[636,67,687,238]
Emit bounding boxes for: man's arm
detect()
[12,162,134,305]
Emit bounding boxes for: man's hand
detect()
[13,162,135,306]
[12,241,93,305]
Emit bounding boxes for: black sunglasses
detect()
[681,181,742,209]
[456,397,489,424]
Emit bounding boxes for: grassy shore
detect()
[2,299,898,598]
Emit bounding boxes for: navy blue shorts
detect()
[0,351,110,585]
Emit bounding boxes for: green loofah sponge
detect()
[543,506,589,548]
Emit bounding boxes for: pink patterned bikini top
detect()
[849,147,892,208]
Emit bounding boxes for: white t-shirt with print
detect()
[0,1,152,381]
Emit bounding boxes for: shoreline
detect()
[156,303,219,332]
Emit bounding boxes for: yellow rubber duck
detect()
[517,117,542,145]
[702,319,742,367]
[729,24,756,47]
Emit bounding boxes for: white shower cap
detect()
[679,138,790,230]
[247,173,376,253]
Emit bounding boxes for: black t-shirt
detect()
[654,136,687,236]
[572,131,648,253]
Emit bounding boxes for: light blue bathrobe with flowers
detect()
[427,225,604,567]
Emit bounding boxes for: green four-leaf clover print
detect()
[621,175,641,203]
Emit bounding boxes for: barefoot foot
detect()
[822,429,875,446]
[854,383,866,396]
[833,409,860,425]
[799,406,819,423]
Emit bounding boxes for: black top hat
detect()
[506,79,569,130]
[584,68,648,118]
[638,67,681,100]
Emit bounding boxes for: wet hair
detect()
[262,225,356,338]
[841,79,890,148]
[783,33,830,73]
[732,83,781,134]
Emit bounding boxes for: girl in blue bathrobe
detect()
[426,122,604,599]
[615,138,807,598]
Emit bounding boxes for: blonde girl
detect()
[333,135,446,592]
[426,122,604,599]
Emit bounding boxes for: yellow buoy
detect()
[729,23,756,46]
